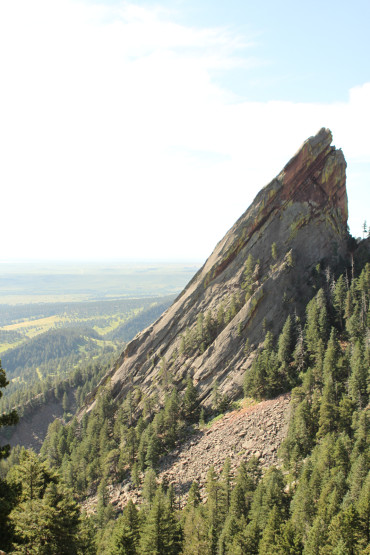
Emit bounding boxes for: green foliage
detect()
[0,295,174,422]
[186,481,201,510]
[271,242,278,261]
[2,327,101,375]
[139,486,182,554]
[181,504,210,554]
[0,361,19,550]
[178,292,244,360]
[244,325,295,400]
[242,254,260,301]
[0,360,19,460]
[2,257,367,554]
[4,449,82,554]
[182,376,200,423]
[21,256,366,555]
[142,468,158,506]
[0,346,115,421]
[108,500,140,554]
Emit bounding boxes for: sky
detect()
[1,0,369,262]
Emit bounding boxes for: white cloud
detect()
[0,1,369,261]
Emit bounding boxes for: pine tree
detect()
[108,499,140,555]
[167,483,176,510]
[139,486,182,554]
[323,328,340,385]
[219,458,231,522]
[0,472,18,552]
[138,430,149,472]
[322,505,363,554]
[204,311,216,348]
[160,357,171,389]
[216,304,225,332]
[142,468,157,506]
[97,474,114,527]
[145,430,161,469]
[317,375,337,438]
[131,462,140,488]
[348,341,368,408]
[356,472,370,547]
[179,335,186,356]
[126,426,137,466]
[62,391,69,413]
[305,294,321,360]
[9,455,80,554]
[276,519,303,555]
[290,461,316,537]
[304,515,328,555]
[205,465,222,554]
[239,519,260,555]
[182,506,210,555]
[164,389,180,448]
[248,467,286,532]
[277,315,293,367]
[7,449,57,502]
[333,274,347,329]
[196,313,204,349]
[293,323,306,374]
[78,513,97,555]
[0,361,19,460]
[186,481,201,510]
[218,513,243,555]
[244,331,284,399]
[182,376,200,423]
[0,362,19,549]
[258,505,283,554]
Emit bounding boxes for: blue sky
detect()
[0,0,369,261]
[166,0,370,102]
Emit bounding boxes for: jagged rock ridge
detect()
[84,128,349,413]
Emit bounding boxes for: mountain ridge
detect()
[4,128,369,555]
[82,127,350,416]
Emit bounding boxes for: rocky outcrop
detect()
[83,393,291,512]
[157,393,291,499]
[83,128,349,414]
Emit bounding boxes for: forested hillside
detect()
[0,130,368,554]
[1,251,368,554]
[2,327,102,376]
[0,296,174,449]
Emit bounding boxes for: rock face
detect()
[84,128,349,413]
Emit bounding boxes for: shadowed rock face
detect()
[84,128,349,413]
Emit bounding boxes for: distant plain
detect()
[0,261,200,414]
[0,261,200,304]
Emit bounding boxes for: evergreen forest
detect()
[0,296,174,439]
[0,256,369,554]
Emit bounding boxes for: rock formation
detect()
[83,128,349,413]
